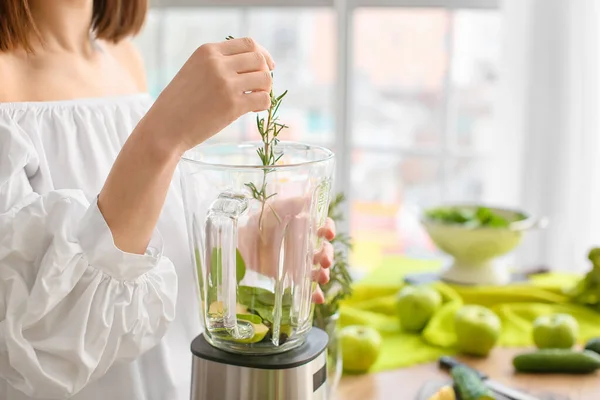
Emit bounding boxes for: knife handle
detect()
[438,356,488,379]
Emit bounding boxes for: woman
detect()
[0,1,336,399]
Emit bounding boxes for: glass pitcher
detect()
[180,142,335,354]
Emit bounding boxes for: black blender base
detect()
[190,327,329,370]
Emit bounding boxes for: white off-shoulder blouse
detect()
[0,94,200,400]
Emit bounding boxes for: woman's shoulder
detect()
[102,39,148,92]
[0,52,20,102]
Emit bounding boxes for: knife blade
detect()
[438,356,541,400]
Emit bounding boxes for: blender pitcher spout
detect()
[206,192,251,340]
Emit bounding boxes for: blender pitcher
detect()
[180,142,335,354]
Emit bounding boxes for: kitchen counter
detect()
[337,347,600,399]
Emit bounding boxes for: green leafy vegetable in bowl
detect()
[567,247,600,312]
[424,206,524,229]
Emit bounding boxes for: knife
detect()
[438,356,541,400]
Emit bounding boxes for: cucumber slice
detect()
[211,322,270,344]
[237,313,262,325]
[232,322,269,344]
[208,301,248,315]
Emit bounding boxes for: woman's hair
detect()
[0,0,148,52]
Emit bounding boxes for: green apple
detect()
[396,285,442,332]
[340,325,382,374]
[532,313,579,349]
[454,305,502,357]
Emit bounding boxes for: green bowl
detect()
[421,205,546,285]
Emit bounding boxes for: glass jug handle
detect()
[206,192,248,339]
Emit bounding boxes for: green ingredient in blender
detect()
[249,305,273,323]
[208,301,249,315]
[208,301,263,324]
[237,285,293,308]
[215,284,294,343]
[451,365,495,400]
[256,288,293,307]
[258,323,293,344]
[196,247,247,305]
[228,322,270,344]
[194,247,246,285]
[425,206,519,228]
[209,248,246,284]
[236,313,263,325]
[202,243,297,344]
[278,324,293,344]
[237,285,275,306]
[248,304,291,325]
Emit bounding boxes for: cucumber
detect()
[237,313,262,324]
[451,365,495,400]
[584,338,600,355]
[513,349,600,374]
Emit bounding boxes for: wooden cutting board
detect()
[416,379,570,400]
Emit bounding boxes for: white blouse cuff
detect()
[76,197,164,281]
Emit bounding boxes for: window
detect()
[136,0,502,273]
[136,7,335,145]
[349,8,501,269]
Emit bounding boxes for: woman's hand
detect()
[237,195,336,305]
[312,217,336,304]
[101,37,274,254]
[140,37,275,154]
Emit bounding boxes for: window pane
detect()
[352,8,451,150]
[450,10,502,151]
[246,9,336,147]
[135,8,245,142]
[350,151,442,272]
[135,7,335,146]
[445,158,485,202]
[134,10,161,97]
[163,9,244,84]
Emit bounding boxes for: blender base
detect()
[190,327,329,400]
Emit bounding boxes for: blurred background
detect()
[137,0,600,275]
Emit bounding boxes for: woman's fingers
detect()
[229,51,270,74]
[317,217,336,241]
[219,37,275,70]
[311,267,330,285]
[312,286,325,304]
[313,241,334,269]
[242,91,271,113]
[238,70,273,93]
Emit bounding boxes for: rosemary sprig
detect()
[226,35,288,230]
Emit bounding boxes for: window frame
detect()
[148,0,501,233]
[151,0,498,8]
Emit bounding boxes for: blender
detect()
[180,142,336,400]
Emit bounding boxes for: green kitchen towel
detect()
[338,256,600,373]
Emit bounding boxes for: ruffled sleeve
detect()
[0,117,178,399]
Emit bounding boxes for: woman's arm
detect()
[106,39,337,292]
[99,37,275,254]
